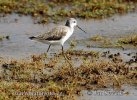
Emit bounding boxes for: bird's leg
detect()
[61,46,72,67]
[47,44,51,52]
[62,46,69,59]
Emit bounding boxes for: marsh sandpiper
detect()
[29,18,86,66]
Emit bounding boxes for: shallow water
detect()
[0,13,137,59]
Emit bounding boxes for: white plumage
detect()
[29,18,86,52]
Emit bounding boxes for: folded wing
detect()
[36,26,68,41]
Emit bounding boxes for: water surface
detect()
[0,13,137,59]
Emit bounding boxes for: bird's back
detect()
[35,25,70,41]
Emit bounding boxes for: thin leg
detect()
[62,46,64,55]
[47,44,51,52]
[61,46,72,67]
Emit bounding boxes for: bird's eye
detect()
[73,21,76,23]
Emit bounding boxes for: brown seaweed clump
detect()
[0,50,137,100]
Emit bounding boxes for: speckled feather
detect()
[35,25,70,41]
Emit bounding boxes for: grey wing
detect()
[36,26,68,41]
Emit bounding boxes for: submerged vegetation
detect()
[0,35,9,41]
[87,33,137,48]
[118,34,137,46]
[0,50,137,100]
[0,0,136,23]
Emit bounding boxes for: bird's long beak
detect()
[77,25,87,34]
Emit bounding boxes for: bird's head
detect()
[65,18,87,34]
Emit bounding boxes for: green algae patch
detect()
[85,33,137,49]
[118,34,137,46]
[0,35,9,41]
[0,0,136,23]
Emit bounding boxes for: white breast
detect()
[60,27,74,46]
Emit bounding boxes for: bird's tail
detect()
[29,36,36,40]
